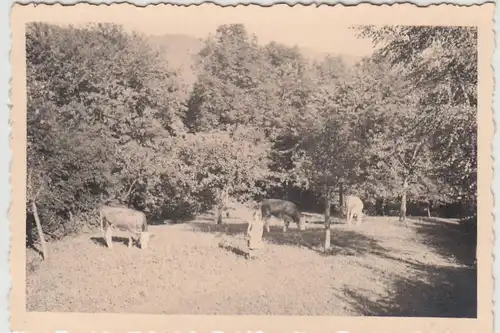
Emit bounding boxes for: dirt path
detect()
[26,210,476,317]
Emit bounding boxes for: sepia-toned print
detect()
[10,3,494,333]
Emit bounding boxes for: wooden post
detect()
[31,201,48,260]
[399,178,408,223]
[324,185,331,251]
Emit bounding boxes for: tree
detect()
[352,25,477,219]
[171,128,272,223]
[26,22,186,236]
[291,56,361,250]
[185,24,269,133]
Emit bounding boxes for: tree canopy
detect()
[26,22,478,249]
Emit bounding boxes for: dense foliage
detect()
[26,22,477,248]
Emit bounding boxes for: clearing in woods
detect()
[26,204,477,317]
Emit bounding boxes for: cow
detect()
[342,195,364,226]
[99,205,151,249]
[260,199,306,233]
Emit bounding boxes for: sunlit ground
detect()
[26,204,476,317]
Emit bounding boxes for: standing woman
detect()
[246,206,265,259]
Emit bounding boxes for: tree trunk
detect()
[121,179,138,205]
[215,201,223,225]
[215,187,228,225]
[339,185,344,212]
[31,201,48,260]
[324,186,331,251]
[399,179,408,222]
[382,197,387,216]
[427,200,432,218]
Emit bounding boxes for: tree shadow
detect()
[336,219,477,318]
[340,261,476,318]
[409,217,476,267]
[218,240,248,258]
[148,213,201,225]
[189,222,248,237]
[267,226,389,257]
[90,236,135,248]
[301,212,345,225]
[26,242,44,259]
[189,221,388,257]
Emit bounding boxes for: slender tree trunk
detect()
[427,200,432,218]
[31,201,48,260]
[324,185,331,251]
[399,179,408,222]
[215,187,228,225]
[216,203,223,225]
[121,179,138,204]
[399,194,407,222]
[382,197,387,216]
[339,185,344,213]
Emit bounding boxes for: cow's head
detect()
[139,232,151,249]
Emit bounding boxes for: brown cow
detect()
[342,195,364,226]
[99,205,150,249]
[261,199,306,232]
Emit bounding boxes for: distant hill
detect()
[148,33,366,90]
[298,46,365,67]
[148,34,203,88]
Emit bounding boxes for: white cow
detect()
[99,205,151,249]
[342,195,364,226]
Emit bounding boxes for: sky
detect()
[29,5,376,57]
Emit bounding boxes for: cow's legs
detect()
[282,217,290,232]
[264,217,270,233]
[105,227,113,249]
[356,212,362,225]
[347,210,352,226]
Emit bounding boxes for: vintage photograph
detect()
[10,3,494,333]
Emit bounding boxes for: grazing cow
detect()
[260,199,306,233]
[342,195,364,225]
[99,205,151,249]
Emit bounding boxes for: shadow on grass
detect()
[409,217,476,267]
[189,221,388,257]
[218,241,248,258]
[26,242,44,259]
[90,236,135,248]
[301,210,345,224]
[337,218,477,318]
[149,213,202,225]
[340,261,476,318]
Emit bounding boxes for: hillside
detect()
[148,33,365,90]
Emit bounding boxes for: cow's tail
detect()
[142,213,148,232]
